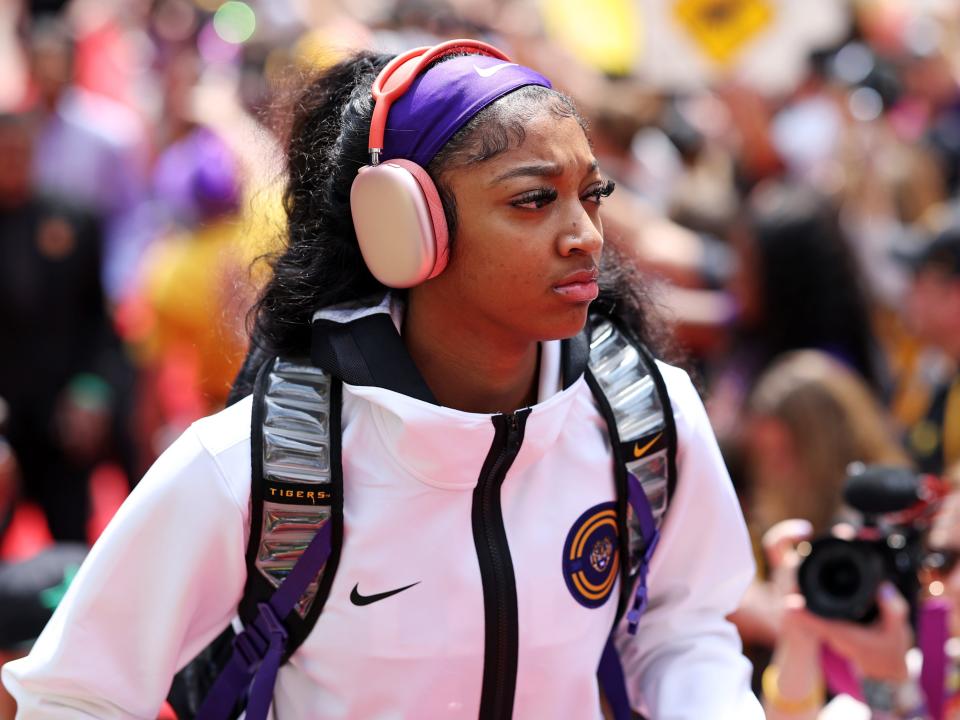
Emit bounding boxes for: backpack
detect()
[167,311,678,720]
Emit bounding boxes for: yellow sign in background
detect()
[673,0,775,65]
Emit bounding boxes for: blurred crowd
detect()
[2,0,960,717]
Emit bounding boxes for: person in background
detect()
[708,181,883,453]
[745,350,909,538]
[0,387,89,720]
[136,125,251,453]
[0,112,133,542]
[761,462,960,720]
[729,350,911,689]
[899,225,960,476]
[24,14,147,302]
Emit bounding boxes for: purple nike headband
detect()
[381,54,552,168]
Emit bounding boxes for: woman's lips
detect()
[553,270,600,302]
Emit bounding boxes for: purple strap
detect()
[920,597,950,720]
[596,471,660,716]
[598,637,633,720]
[197,519,333,720]
[626,471,659,635]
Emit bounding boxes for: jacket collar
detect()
[311,294,589,405]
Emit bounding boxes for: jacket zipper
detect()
[473,409,528,719]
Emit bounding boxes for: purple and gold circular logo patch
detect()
[562,501,619,608]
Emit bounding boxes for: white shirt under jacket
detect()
[3,337,762,719]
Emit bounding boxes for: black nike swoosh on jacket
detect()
[349,581,421,606]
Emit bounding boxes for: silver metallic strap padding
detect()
[257,504,330,616]
[624,451,668,572]
[588,321,664,440]
[589,320,670,573]
[256,357,334,617]
[262,359,332,488]
[264,507,329,535]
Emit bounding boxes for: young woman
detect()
[2,40,760,719]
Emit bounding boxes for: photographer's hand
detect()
[765,586,912,720]
[805,582,912,683]
[731,519,815,647]
[763,518,813,597]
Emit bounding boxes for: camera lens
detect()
[818,555,861,597]
[798,537,885,622]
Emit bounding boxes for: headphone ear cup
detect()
[386,159,449,279]
[350,160,449,288]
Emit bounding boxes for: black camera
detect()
[797,464,934,623]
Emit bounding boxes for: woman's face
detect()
[424,112,606,344]
[745,414,800,529]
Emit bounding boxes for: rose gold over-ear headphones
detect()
[349,40,512,289]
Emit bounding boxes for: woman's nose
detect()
[558,216,603,258]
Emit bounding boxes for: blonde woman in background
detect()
[746,350,909,537]
[731,350,912,675]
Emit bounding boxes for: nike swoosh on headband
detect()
[350,581,421,606]
[473,62,518,78]
[633,432,663,459]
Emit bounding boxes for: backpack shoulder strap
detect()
[587,316,679,719]
[171,356,345,720]
[584,315,677,632]
[189,357,345,720]
[240,356,344,658]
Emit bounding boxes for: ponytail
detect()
[251,51,392,361]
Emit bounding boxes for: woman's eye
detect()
[511,188,557,209]
[583,179,616,205]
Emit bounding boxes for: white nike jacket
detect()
[3,329,762,719]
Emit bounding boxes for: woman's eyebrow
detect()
[489,159,599,186]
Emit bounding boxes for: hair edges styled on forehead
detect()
[428,83,584,241]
